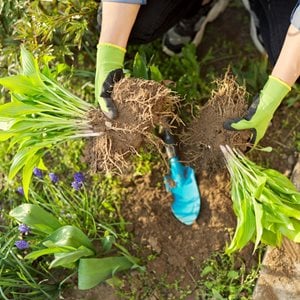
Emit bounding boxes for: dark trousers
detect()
[130,0,204,43]
[248,0,298,65]
[129,0,298,66]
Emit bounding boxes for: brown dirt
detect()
[180,72,251,175]
[85,78,179,174]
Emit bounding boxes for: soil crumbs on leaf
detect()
[85,78,179,174]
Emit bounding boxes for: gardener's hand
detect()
[223,76,291,148]
[95,43,126,119]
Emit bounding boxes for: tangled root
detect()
[180,71,251,174]
[86,78,180,174]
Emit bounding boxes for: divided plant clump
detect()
[0,47,178,197]
[221,145,300,254]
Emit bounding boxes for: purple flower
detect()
[49,173,59,184]
[71,181,82,191]
[33,167,43,178]
[15,240,29,250]
[16,187,24,196]
[73,172,85,183]
[18,224,30,234]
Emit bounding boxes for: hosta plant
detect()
[10,204,141,290]
[0,46,101,198]
[221,145,300,254]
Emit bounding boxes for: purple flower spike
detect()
[71,181,82,191]
[15,240,29,250]
[18,224,30,234]
[17,187,24,196]
[74,172,85,183]
[33,167,43,178]
[49,173,59,184]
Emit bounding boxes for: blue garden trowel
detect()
[162,130,201,225]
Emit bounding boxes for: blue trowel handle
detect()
[163,130,177,159]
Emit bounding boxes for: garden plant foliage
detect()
[221,145,300,254]
[10,203,141,290]
[0,46,101,198]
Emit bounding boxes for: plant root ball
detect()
[85,77,180,174]
[180,72,251,175]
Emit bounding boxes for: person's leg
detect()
[161,0,229,55]
[243,0,298,66]
[129,0,203,44]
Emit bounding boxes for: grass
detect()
[0,226,62,300]
[195,250,262,300]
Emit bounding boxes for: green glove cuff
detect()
[95,43,126,100]
[259,76,291,113]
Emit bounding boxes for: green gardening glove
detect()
[95,43,126,119]
[224,76,291,148]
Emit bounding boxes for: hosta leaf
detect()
[226,198,255,254]
[254,176,267,199]
[0,131,14,141]
[133,52,148,80]
[20,45,40,77]
[50,246,94,269]
[9,147,31,180]
[0,101,43,117]
[45,225,94,251]
[149,65,163,82]
[9,204,61,234]
[252,199,263,251]
[279,219,300,242]
[78,256,134,290]
[0,117,14,130]
[22,151,44,199]
[261,228,281,246]
[264,169,298,192]
[0,75,43,95]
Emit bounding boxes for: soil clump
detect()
[180,72,251,175]
[85,78,179,174]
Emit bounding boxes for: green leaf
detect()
[279,219,300,242]
[252,199,263,251]
[0,131,14,141]
[9,204,61,234]
[25,245,75,261]
[149,65,163,82]
[50,246,94,269]
[254,176,267,199]
[132,53,148,80]
[261,228,281,246]
[9,148,32,180]
[22,151,44,199]
[0,75,43,95]
[264,169,298,193]
[227,270,239,279]
[45,225,94,250]
[226,198,255,254]
[20,45,40,77]
[78,257,134,290]
[101,235,115,253]
[0,101,43,117]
